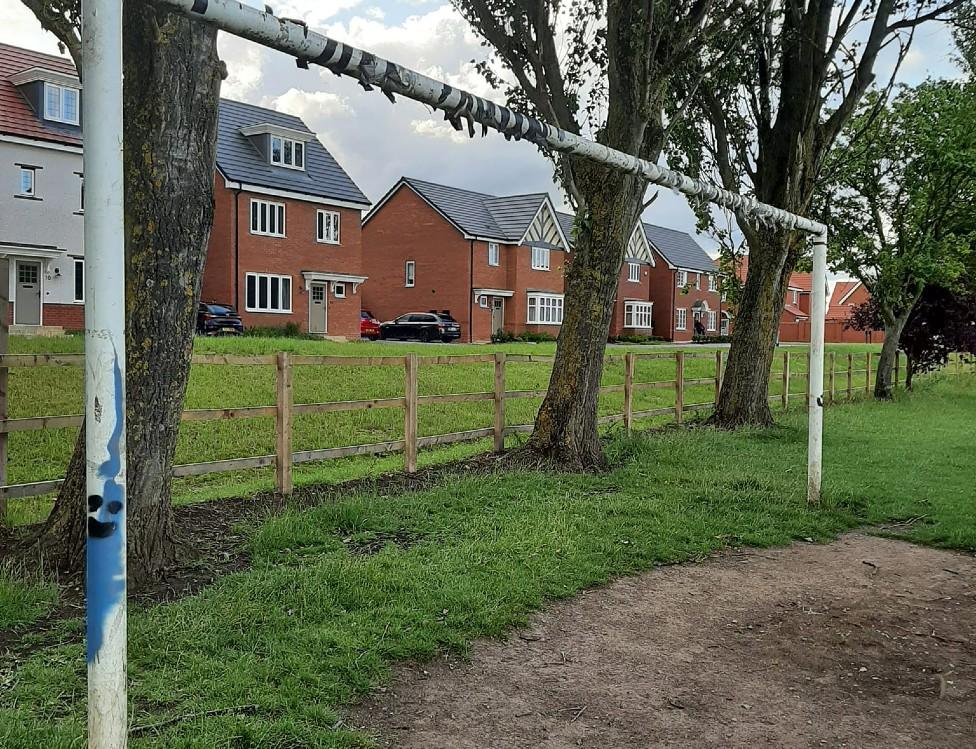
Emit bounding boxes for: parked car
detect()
[197,303,243,336]
[379,311,461,342]
[361,310,382,340]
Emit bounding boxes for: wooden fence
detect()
[0,349,969,520]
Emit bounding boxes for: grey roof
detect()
[642,223,716,272]
[387,177,552,242]
[216,99,369,207]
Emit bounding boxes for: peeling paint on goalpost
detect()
[83,1,828,744]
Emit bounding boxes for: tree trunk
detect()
[874,309,910,399]
[32,2,223,584]
[525,156,646,469]
[712,226,794,427]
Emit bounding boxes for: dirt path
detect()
[349,534,976,748]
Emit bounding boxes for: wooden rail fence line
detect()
[0,350,970,519]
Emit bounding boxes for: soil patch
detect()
[349,534,976,748]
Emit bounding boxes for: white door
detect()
[309,283,327,334]
[15,261,41,325]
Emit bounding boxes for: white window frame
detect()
[627,263,641,283]
[333,282,346,299]
[694,273,701,290]
[526,293,564,325]
[405,260,416,288]
[676,269,688,287]
[244,272,292,314]
[707,310,717,331]
[790,288,799,305]
[488,242,499,267]
[250,199,286,237]
[316,209,340,244]
[624,301,653,329]
[531,245,550,271]
[478,294,489,308]
[269,135,305,170]
[73,258,84,303]
[44,83,80,125]
[708,274,717,292]
[18,167,35,197]
[675,307,687,331]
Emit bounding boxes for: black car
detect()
[379,311,461,342]
[197,303,244,336]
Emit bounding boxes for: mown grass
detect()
[4,335,881,526]
[0,373,972,748]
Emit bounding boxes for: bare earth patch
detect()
[349,534,976,748]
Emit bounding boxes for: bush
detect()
[608,334,666,344]
[691,334,732,344]
[243,322,312,339]
[490,330,558,344]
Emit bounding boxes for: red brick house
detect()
[362,177,572,342]
[202,99,371,338]
[825,280,884,343]
[733,255,814,342]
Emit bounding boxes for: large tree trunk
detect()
[713,225,797,427]
[874,309,910,399]
[525,157,646,469]
[32,2,222,584]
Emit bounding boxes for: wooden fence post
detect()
[782,352,790,410]
[404,353,419,472]
[714,350,723,405]
[865,351,872,394]
[674,351,684,425]
[847,353,854,400]
[828,352,836,405]
[493,352,506,451]
[275,351,293,495]
[623,352,635,433]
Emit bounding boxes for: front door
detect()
[15,261,41,325]
[491,298,504,335]
[309,283,327,334]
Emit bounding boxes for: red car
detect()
[360,310,381,339]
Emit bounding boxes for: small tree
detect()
[900,285,976,387]
[823,81,976,398]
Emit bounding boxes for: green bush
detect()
[609,334,666,344]
[490,330,558,344]
[243,322,312,339]
[691,334,732,344]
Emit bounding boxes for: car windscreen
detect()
[204,304,236,315]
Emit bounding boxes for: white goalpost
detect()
[79,0,827,745]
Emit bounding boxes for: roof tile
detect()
[0,43,81,147]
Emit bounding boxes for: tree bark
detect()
[32,2,223,584]
[526,157,647,469]
[874,309,910,399]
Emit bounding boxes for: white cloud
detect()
[365,7,386,20]
[0,4,71,59]
[410,118,469,143]
[267,88,355,118]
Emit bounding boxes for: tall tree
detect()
[954,1,976,74]
[823,81,976,398]
[20,0,223,581]
[669,0,965,426]
[454,0,744,468]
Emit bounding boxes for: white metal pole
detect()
[82,0,128,746]
[807,231,828,504]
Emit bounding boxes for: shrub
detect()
[243,323,312,339]
[691,334,732,344]
[609,334,666,344]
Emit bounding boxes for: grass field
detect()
[4,335,882,525]
[0,372,972,748]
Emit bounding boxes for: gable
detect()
[521,200,567,250]
[626,223,654,265]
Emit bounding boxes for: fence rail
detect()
[0,349,970,518]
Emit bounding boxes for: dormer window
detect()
[44,83,80,125]
[270,136,304,169]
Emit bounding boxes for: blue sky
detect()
[1,0,966,256]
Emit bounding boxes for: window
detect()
[531,245,550,270]
[527,293,563,325]
[790,289,799,305]
[250,199,285,237]
[478,295,489,308]
[245,273,292,313]
[488,242,499,266]
[333,282,346,298]
[676,270,687,287]
[405,260,416,287]
[17,264,39,285]
[628,263,641,283]
[270,136,305,169]
[78,173,84,211]
[18,167,35,196]
[73,258,84,302]
[694,273,701,290]
[311,285,325,302]
[44,83,80,125]
[675,307,687,331]
[316,210,340,244]
[624,301,653,329]
[708,274,717,292]
[707,310,717,331]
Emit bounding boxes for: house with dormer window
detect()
[0,43,85,331]
[202,99,371,338]
[362,177,572,342]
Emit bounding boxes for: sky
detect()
[0,0,966,259]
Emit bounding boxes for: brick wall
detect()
[42,303,84,330]
[610,260,653,337]
[646,255,722,341]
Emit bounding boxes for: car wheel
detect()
[441,336,452,343]
[420,329,433,343]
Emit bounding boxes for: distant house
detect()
[733,255,813,342]
[202,99,371,338]
[0,43,85,332]
[826,280,884,343]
